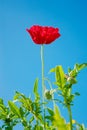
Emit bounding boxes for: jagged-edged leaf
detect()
[55,66,66,88]
[8,101,21,118]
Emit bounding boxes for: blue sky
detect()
[0,0,87,129]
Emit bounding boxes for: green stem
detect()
[41,44,45,129]
[5,122,13,130]
[68,105,72,130]
[44,77,55,109]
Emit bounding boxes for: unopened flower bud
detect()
[44,89,52,100]
[67,77,77,84]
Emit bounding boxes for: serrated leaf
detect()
[8,101,21,118]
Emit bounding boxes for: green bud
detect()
[44,90,52,100]
[67,77,77,84]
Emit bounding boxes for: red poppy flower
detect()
[26,25,61,44]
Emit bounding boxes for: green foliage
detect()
[44,90,53,100]
[33,78,40,101]
[50,63,87,106]
[55,66,66,88]
[0,63,87,129]
[50,65,66,88]
[8,101,21,118]
[53,105,67,130]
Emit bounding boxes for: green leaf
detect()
[19,107,25,117]
[5,126,13,130]
[49,68,55,73]
[55,66,65,88]
[33,78,40,101]
[24,128,30,130]
[0,98,3,104]
[47,108,54,116]
[14,91,25,100]
[14,91,33,112]
[29,116,34,123]
[34,125,43,130]
[75,63,87,71]
[69,69,77,78]
[0,104,6,112]
[53,105,67,130]
[45,115,52,120]
[69,63,87,78]
[69,94,75,103]
[74,92,80,96]
[8,101,21,118]
[68,67,72,73]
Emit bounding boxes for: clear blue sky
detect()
[0,0,87,129]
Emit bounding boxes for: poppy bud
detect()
[67,77,77,84]
[44,89,52,100]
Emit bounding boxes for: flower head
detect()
[26,25,60,44]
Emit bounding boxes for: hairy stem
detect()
[41,44,45,129]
